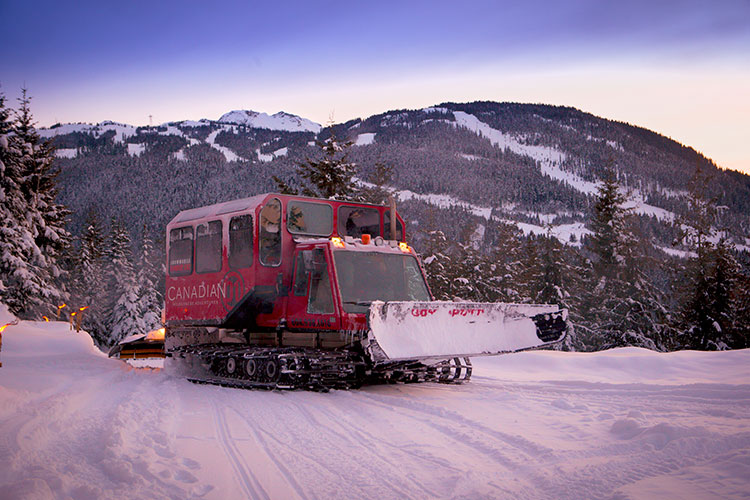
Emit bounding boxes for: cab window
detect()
[384,210,404,241]
[169,227,193,276]
[259,198,282,266]
[195,220,222,274]
[287,201,333,236]
[338,206,379,238]
[229,214,253,269]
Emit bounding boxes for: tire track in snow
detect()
[225,406,310,500]
[359,388,554,461]
[228,396,419,500]
[306,398,446,497]
[211,401,268,500]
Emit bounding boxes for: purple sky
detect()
[2,0,749,173]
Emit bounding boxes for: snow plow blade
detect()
[366,301,567,362]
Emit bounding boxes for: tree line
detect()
[0,91,161,348]
[2,94,748,351]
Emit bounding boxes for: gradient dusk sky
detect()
[1,0,749,173]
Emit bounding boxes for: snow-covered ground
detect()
[1,308,749,500]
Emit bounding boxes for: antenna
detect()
[149,115,153,127]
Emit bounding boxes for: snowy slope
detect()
[218,110,321,133]
[1,316,749,500]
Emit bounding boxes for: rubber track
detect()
[169,345,472,391]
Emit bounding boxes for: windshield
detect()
[333,251,431,313]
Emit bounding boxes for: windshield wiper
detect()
[343,300,373,306]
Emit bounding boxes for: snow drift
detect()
[1,317,748,499]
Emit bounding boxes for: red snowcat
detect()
[164,193,567,390]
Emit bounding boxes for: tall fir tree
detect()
[72,207,108,342]
[359,162,395,205]
[0,92,35,311]
[274,130,362,201]
[420,229,453,300]
[583,165,670,351]
[0,89,70,317]
[137,225,163,332]
[103,219,143,346]
[675,164,744,350]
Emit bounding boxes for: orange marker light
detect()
[79,306,89,311]
[399,242,411,253]
[331,237,345,248]
[361,234,371,244]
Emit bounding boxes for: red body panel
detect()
[165,193,408,329]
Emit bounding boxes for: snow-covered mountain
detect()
[218,110,321,133]
[40,101,750,255]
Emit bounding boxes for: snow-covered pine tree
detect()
[420,229,453,300]
[137,225,163,332]
[274,130,362,201]
[675,164,743,350]
[11,89,71,316]
[72,208,108,342]
[0,92,35,313]
[485,220,525,303]
[0,90,70,317]
[103,219,144,346]
[589,167,629,279]
[359,162,395,206]
[583,165,670,351]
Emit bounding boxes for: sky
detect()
[1,0,749,173]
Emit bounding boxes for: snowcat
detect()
[164,193,567,390]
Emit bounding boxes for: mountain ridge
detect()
[39,100,750,254]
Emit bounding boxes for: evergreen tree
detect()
[420,229,453,300]
[103,219,143,346]
[0,89,70,317]
[72,208,108,342]
[589,168,629,278]
[485,220,525,303]
[0,92,35,312]
[274,131,361,201]
[360,162,395,205]
[583,165,671,351]
[137,225,163,331]
[675,164,743,350]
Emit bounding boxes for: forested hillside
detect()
[36,101,750,351]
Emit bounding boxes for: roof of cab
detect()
[168,193,393,227]
[169,194,269,225]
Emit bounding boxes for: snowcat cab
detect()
[164,193,567,390]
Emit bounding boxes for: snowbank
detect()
[1,318,748,500]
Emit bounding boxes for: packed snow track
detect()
[1,314,749,499]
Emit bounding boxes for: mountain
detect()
[40,102,750,256]
[218,110,321,133]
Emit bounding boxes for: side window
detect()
[287,201,333,236]
[307,249,333,314]
[338,206,380,238]
[293,251,311,296]
[384,210,404,241]
[195,220,222,274]
[229,214,253,269]
[259,198,282,266]
[169,227,193,276]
